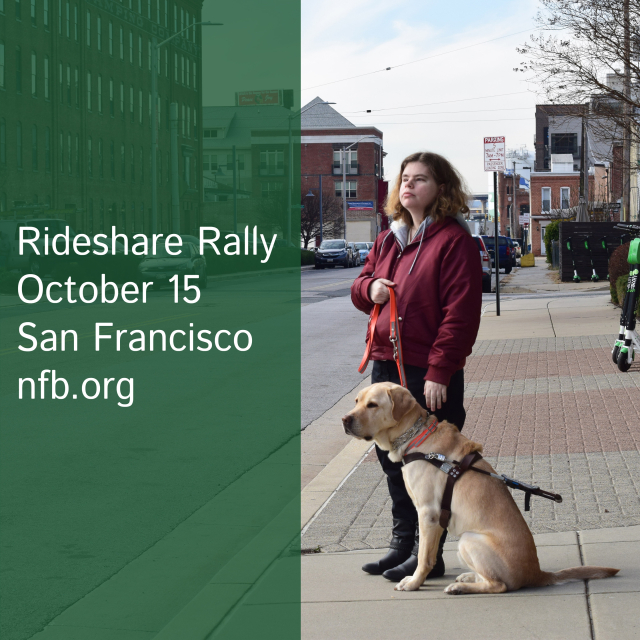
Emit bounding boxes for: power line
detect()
[342,91,532,113]
[302,28,538,91]
[359,117,532,124]
[347,106,533,118]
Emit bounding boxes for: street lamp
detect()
[286,102,335,246]
[341,135,376,239]
[151,21,222,235]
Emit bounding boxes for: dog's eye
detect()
[367,402,378,408]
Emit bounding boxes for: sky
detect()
[301,0,544,194]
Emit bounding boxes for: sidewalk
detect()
[301,286,640,639]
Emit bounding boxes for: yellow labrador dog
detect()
[342,382,619,594]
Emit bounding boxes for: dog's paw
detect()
[395,577,421,591]
[444,583,464,595]
[455,572,477,583]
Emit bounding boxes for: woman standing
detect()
[351,152,482,582]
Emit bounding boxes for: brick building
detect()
[496,171,529,239]
[300,97,385,242]
[0,0,203,234]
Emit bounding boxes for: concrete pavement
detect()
[301,265,640,639]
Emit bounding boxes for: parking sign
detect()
[484,136,506,172]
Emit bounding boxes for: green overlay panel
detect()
[0,1,301,639]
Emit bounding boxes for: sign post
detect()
[484,136,506,316]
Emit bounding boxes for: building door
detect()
[540,226,546,255]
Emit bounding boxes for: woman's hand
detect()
[368,278,396,304]
[424,381,447,411]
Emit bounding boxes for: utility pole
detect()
[493,171,501,316]
[512,160,517,239]
[151,37,158,234]
[170,102,180,233]
[622,0,631,222]
[342,147,347,239]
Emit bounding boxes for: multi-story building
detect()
[300,97,385,242]
[534,104,586,173]
[0,0,203,234]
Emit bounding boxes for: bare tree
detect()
[516,1,640,162]
[300,193,344,249]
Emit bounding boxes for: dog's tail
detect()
[537,566,619,586]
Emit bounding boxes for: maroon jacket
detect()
[351,217,482,386]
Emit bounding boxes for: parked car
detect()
[138,242,207,289]
[346,242,360,267]
[472,235,492,293]
[353,242,370,265]
[506,237,518,268]
[314,239,352,269]
[366,242,374,250]
[513,240,522,259]
[481,235,512,274]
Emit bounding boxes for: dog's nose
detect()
[342,414,353,427]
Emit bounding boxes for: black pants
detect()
[372,360,466,526]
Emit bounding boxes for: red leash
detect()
[358,285,407,387]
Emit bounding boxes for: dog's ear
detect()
[389,386,416,423]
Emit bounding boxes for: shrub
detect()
[610,283,619,305]
[616,274,640,316]
[544,220,560,263]
[609,241,631,285]
[301,249,315,266]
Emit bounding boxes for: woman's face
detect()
[399,162,441,218]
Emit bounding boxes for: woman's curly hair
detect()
[385,152,470,226]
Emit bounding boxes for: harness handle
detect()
[358,285,407,387]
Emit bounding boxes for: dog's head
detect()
[341,382,419,445]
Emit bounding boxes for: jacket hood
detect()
[388,213,472,273]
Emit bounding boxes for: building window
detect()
[193,108,197,138]
[186,57,190,87]
[180,55,184,84]
[16,46,22,93]
[30,0,35,25]
[109,140,114,179]
[164,0,167,27]
[1,119,7,165]
[65,1,69,37]
[181,103,184,135]
[193,60,197,89]
[164,48,168,77]
[86,70,91,110]
[66,63,70,104]
[560,187,570,209]
[16,121,22,168]
[259,150,284,176]
[109,78,113,116]
[130,144,134,181]
[129,31,132,63]
[87,136,92,177]
[155,0,159,23]
[31,51,36,96]
[138,35,142,66]
[119,27,123,59]
[74,133,79,175]
[0,43,4,89]
[97,15,101,51]
[73,4,77,41]
[138,88,142,122]
[98,138,103,177]
[541,187,551,212]
[44,55,49,99]
[147,39,151,71]
[120,143,125,180]
[140,146,144,182]
[74,66,79,107]
[335,181,357,198]
[173,52,177,81]
[108,21,113,55]
[45,126,50,171]
[86,10,90,46]
[58,61,62,102]
[550,133,577,155]
[238,154,244,170]
[57,0,61,33]
[261,182,283,198]
[119,81,124,116]
[31,125,37,169]
[16,0,21,20]
[97,74,102,113]
[129,85,134,121]
[186,108,190,139]
[44,0,49,29]
[180,7,184,31]
[67,132,71,174]
[173,4,176,30]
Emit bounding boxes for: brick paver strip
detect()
[301,333,640,553]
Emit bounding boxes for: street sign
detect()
[484,136,506,172]
[519,213,530,224]
[236,90,282,106]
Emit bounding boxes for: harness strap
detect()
[358,286,407,387]
[404,421,439,454]
[439,452,482,528]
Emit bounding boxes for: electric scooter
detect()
[584,236,599,282]
[565,237,581,282]
[611,224,640,371]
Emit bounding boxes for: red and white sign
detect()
[484,136,506,172]
[236,90,281,107]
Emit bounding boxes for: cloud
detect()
[302,0,542,193]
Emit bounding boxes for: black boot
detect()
[362,519,414,575]
[382,528,447,582]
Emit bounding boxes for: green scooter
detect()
[584,237,599,282]
[611,224,640,371]
[565,237,580,282]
